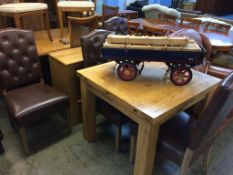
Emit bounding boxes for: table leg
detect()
[44,10,53,41]
[134,119,159,175]
[58,8,64,38]
[80,80,97,142]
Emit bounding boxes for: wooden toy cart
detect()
[101,35,205,86]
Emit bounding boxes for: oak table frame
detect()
[77,62,220,175]
[49,47,83,125]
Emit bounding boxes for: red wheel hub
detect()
[170,67,192,86]
[117,62,137,81]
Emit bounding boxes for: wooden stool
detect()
[0,3,53,41]
[57,1,95,37]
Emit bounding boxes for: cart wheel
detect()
[117,62,138,81]
[170,67,192,86]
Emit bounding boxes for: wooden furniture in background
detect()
[180,17,201,30]
[57,1,95,37]
[128,21,140,35]
[204,21,231,33]
[0,2,52,40]
[34,28,70,56]
[118,9,138,20]
[130,18,233,52]
[77,61,220,175]
[102,4,119,27]
[143,24,174,36]
[49,47,83,125]
[196,0,233,15]
[68,15,97,47]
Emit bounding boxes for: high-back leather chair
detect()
[80,30,129,152]
[103,16,128,35]
[0,129,4,154]
[0,28,71,154]
[130,72,233,175]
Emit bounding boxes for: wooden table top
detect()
[77,62,220,123]
[48,47,83,65]
[130,18,233,52]
[35,28,70,56]
[96,9,139,20]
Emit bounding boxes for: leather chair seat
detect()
[4,83,69,127]
[96,98,128,126]
[0,3,47,13]
[158,112,195,165]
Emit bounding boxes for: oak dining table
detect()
[77,61,220,175]
[130,18,233,52]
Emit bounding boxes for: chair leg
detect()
[66,109,72,133]
[44,10,53,41]
[19,127,30,155]
[129,134,137,163]
[202,146,213,175]
[13,14,22,28]
[115,125,121,152]
[180,149,193,175]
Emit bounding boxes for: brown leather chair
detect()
[103,16,128,35]
[0,129,4,154]
[130,72,233,175]
[0,28,71,154]
[68,15,97,47]
[80,29,129,152]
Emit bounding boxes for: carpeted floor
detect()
[0,98,233,175]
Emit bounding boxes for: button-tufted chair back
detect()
[0,28,42,91]
[80,29,129,152]
[80,29,113,67]
[103,16,128,35]
[189,72,233,161]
